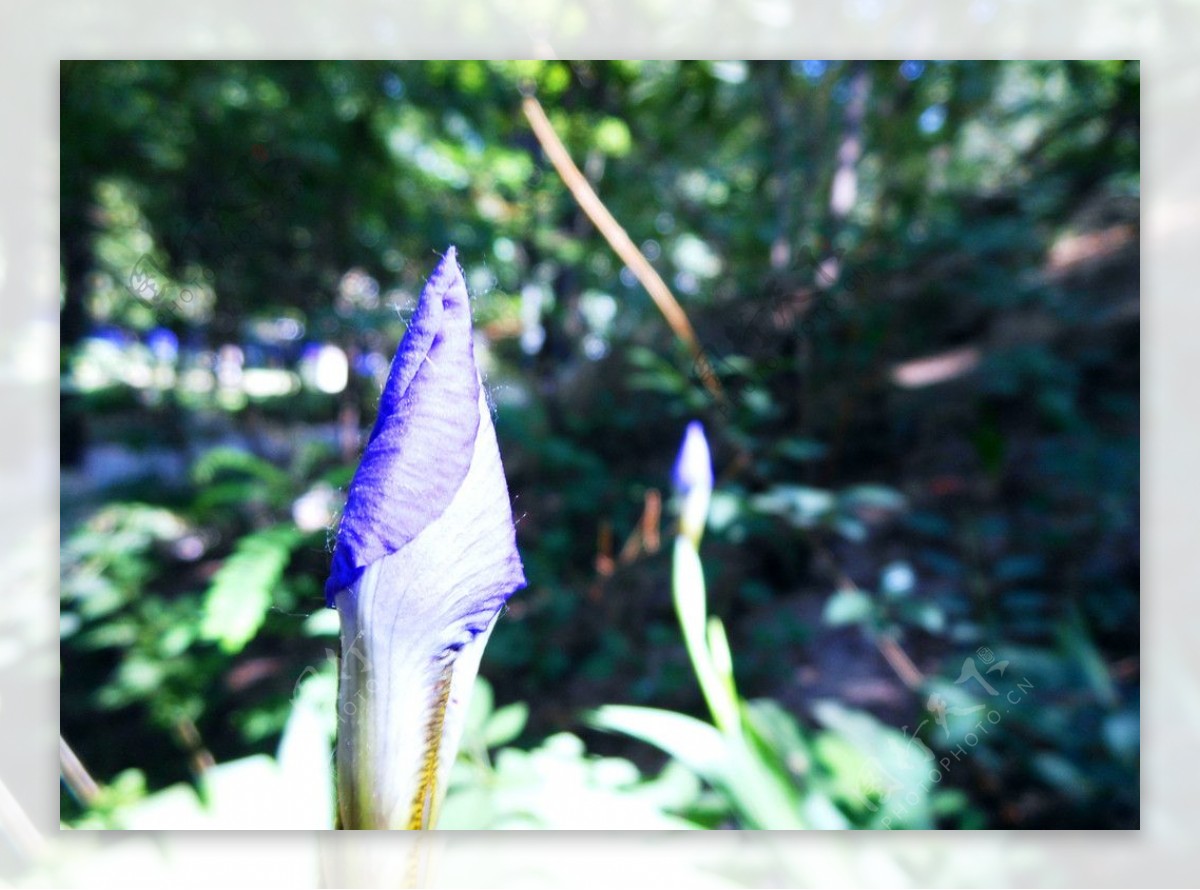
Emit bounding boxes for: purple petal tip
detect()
[672,420,713,496]
[325,248,524,606]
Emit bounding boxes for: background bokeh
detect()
[56,60,1140,834]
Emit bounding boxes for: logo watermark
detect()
[123,154,303,319]
[843,646,1034,828]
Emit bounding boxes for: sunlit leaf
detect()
[199,524,301,653]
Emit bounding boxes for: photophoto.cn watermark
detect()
[292,633,374,722]
[125,254,213,317]
[122,154,303,319]
[847,645,1035,828]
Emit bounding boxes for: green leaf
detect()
[199,524,301,653]
[839,484,908,514]
[823,588,875,626]
[588,704,728,783]
[461,676,495,748]
[440,730,702,830]
[191,445,291,490]
[594,117,632,157]
[742,699,810,778]
[812,699,937,828]
[750,484,836,527]
[706,616,736,697]
[672,538,739,734]
[275,675,336,829]
[589,704,807,829]
[898,600,946,634]
[1059,602,1118,708]
[484,702,530,749]
[774,438,829,463]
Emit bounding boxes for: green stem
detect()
[671,536,741,738]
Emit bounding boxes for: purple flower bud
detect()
[326,246,526,607]
[673,421,714,498]
[673,421,713,546]
[326,247,526,830]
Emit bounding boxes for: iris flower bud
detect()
[672,420,713,547]
[326,247,526,829]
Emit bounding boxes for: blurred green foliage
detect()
[60,60,1138,829]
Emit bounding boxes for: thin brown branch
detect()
[834,570,926,691]
[616,487,663,565]
[639,488,662,554]
[873,633,926,691]
[59,734,101,808]
[595,520,615,578]
[173,716,216,775]
[520,93,725,407]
